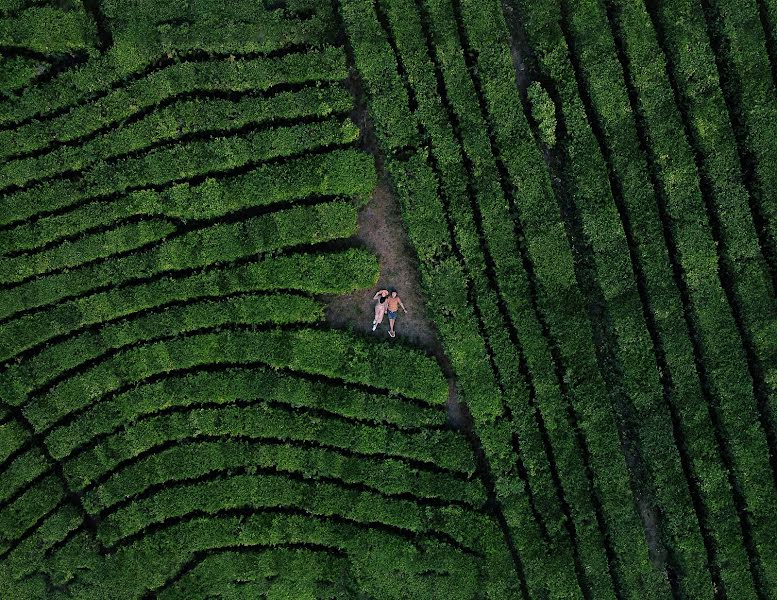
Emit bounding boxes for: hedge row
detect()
[0,503,81,586]
[0,84,353,189]
[0,446,48,505]
[652,0,777,411]
[0,420,29,463]
[338,0,418,151]
[0,0,50,12]
[61,403,471,492]
[0,148,376,252]
[649,0,777,592]
[156,548,350,600]
[706,0,777,272]
[0,46,349,159]
[0,248,379,362]
[0,2,334,126]
[454,5,637,595]
[386,162,555,600]
[0,293,325,402]
[95,472,481,552]
[83,437,486,515]
[396,3,596,595]
[517,0,744,596]
[52,513,480,600]
[0,474,63,554]
[0,7,97,54]
[110,0,335,57]
[2,116,360,225]
[24,328,449,430]
[610,1,775,595]
[425,1,644,597]
[45,365,446,461]
[0,200,359,323]
[560,0,740,596]
[0,218,176,284]
[0,55,40,95]
[705,0,777,415]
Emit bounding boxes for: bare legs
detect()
[373,304,385,331]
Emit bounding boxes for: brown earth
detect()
[324,180,441,351]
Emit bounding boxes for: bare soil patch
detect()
[324,180,440,351]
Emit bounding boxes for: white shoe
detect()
[372,322,377,331]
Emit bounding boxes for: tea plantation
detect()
[1,0,776,598]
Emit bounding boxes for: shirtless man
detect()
[385,289,407,338]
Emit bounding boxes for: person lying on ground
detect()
[385,290,407,338]
[372,289,389,331]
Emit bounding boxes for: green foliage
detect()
[1,115,360,224]
[0,219,177,284]
[0,7,98,54]
[339,0,419,151]
[0,86,354,189]
[6,0,775,596]
[0,47,349,159]
[608,0,777,595]
[0,149,376,253]
[0,3,336,126]
[60,399,471,491]
[0,421,28,463]
[0,293,326,400]
[0,475,64,554]
[82,438,485,514]
[0,248,379,362]
[0,448,48,504]
[0,505,82,586]
[0,55,40,94]
[0,200,359,325]
[44,365,446,461]
[22,327,448,428]
[156,548,355,600]
[527,81,556,146]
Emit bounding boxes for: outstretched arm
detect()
[399,300,407,313]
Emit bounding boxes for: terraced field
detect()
[0,1,519,597]
[1,0,776,598]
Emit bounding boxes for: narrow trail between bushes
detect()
[325,8,527,589]
[322,45,467,427]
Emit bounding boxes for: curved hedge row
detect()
[0,3,519,597]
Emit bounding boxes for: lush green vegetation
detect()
[1,0,776,597]
[345,0,777,597]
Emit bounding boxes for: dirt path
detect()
[324,26,467,428]
[323,175,469,432]
[324,180,440,350]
